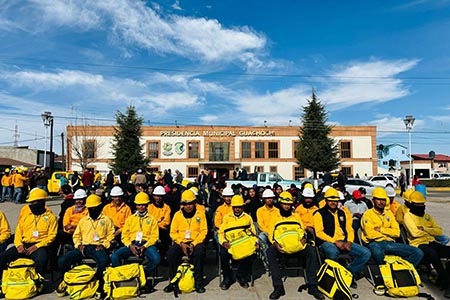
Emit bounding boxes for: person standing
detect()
[1,168,13,202]
[399,173,406,196]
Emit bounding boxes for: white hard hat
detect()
[73,189,87,200]
[153,186,166,196]
[322,185,331,193]
[302,188,315,198]
[338,191,345,201]
[385,186,396,197]
[262,189,275,198]
[222,187,234,197]
[110,186,124,197]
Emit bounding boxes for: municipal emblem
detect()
[339,216,344,222]
[100,220,105,226]
[425,215,430,221]
[386,216,390,222]
[43,216,49,222]
[196,217,200,223]
[146,219,151,225]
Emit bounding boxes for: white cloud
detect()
[199,115,219,123]
[171,1,182,11]
[1,70,104,88]
[367,115,424,137]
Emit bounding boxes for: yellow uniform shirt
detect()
[94,173,102,183]
[148,203,171,230]
[14,208,57,249]
[121,212,159,248]
[361,208,399,244]
[73,213,115,249]
[214,203,232,229]
[0,210,11,244]
[18,205,52,224]
[63,206,89,234]
[102,202,132,230]
[295,204,318,229]
[389,201,401,215]
[313,208,355,243]
[1,174,12,187]
[403,212,442,247]
[268,211,304,244]
[256,205,279,233]
[12,174,28,188]
[395,204,409,225]
[218,212,256,246]
[170,209,207,247]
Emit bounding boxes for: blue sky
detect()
[1,0,450,155]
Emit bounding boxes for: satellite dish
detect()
[429,151,435,159]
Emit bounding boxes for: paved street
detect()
[0,194,449,300]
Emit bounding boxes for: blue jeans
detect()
[111,245,160,276]
[36,185,47,192]
[13,188,22,203]
[58,245,110,280]
[368,240,423,267]
[320,241,371,275]
[436,235,450,245]
[1,186,12,202]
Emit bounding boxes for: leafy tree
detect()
[110,106,149,173]
[296,90,340,179]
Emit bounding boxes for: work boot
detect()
[445,287,450,299]
[220,279,233,290]
[308,285,325,300]
[269,285,285,299]
[163,284,174,293]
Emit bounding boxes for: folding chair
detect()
[217,249,255,287]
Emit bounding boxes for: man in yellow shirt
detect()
[0,188,57,277]
[295,187,318,238]
[93,170,102,189]
[214,186,234,229]
[12,168,29,204]
[148,185,171,258]
[218,195,257,290]
[0,209,12,252]
[403,191,450,298]
[58,194,115,286]
[111,192,160,291]
[164,190,207,294]
[1,168,13,202]
[267,192,324,300]
[313,187,370,288]
[102,186,132,246]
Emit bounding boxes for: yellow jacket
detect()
[14,207,57,249]
[73,213,115,249]
[148,203,171,230]
[214,203,232,229]
[121,212,159,248]
[94,173,102,183]
[102,202,132,229]
[268,211,304,243]
[218,212,256,245]
[395,204,409,225]
[361,208,399,244]
[63,206,89,234]
[318,200,353,220]
[0,210,11,244]
[18,205,52,224]
[295,204,318,229]
[313,208,355,243]
[256,205,279,233]
[389,201,401,215]
[403,212,442,247]
[12,173,28,188]
[1,174,12,187]
[170,209,207,246]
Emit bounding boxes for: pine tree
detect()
[297,90,340,179]
[110,106,149,173]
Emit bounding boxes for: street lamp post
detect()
[41,112,53,171]
[403,115,415,188]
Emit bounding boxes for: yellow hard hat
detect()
[86,194,102,208]
[372,187,388,200]
[189,186,199,196]
[4,168,9,173]
[402,190,413,202]
[181,190,196,203]
[23,167,28,171]
[409,191,426,204]
[304,183,314,190]
[278,191,294,204]
[324,187,340,201]
[26,188,48,202]
[134,192,150,205]
[231,195,244,207]
[17,169,22,174]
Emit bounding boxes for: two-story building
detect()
[377,143,409,175]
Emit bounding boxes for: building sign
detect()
[160,130,276,137]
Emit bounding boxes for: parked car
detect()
[226,172,303,191]
[345,178,379,195]
[368,175,397,188]
[47,171,81,194]
[433,173,450,180]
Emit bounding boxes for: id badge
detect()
[93,233,100,242]
[136,231,143,242]
[32,230,39,238]
[185,230,191,239]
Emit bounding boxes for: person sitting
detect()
[111,192,160,292]
[218,195,257,290]
[344,190,368,234]
[148,185,172,260]
[267,191,324,300]
[164,190,207,294]
[313,187,371,288]
[256,189,279,269]
[102,186,131,247]
[214,187,234,230]
[0,208,11,252]
[295,187,319,240]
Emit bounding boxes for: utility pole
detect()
[61,132,65,171]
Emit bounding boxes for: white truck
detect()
[225,172,303,190]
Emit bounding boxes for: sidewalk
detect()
[0,196,448,300]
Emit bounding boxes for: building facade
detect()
[377,143,408,175]
[66,125,377,180]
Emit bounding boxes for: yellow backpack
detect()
[56,264,99,300]
[103,263,146,299]
[316,259,353,300]
[170,262,195,295]
[1,258,44,300]
[224,224,257,260]
[272,220,306,254]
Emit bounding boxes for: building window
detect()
[294,166,305,180]
[187,166,199,178]
[209,142,230,161]
[255,166,264,172]
[340,141,351,158]
[148,142,159,159]
[293,142,300,159]
[241,142,251,159]
[83,140,96,159]
[188,141,199,159]
[255,142,265,158]
[270,166,277,172]
[383,161,388,165]
[402,150,405,154]
[147,166,159,174]
[268,142,279,158]
[342,166,352,177]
